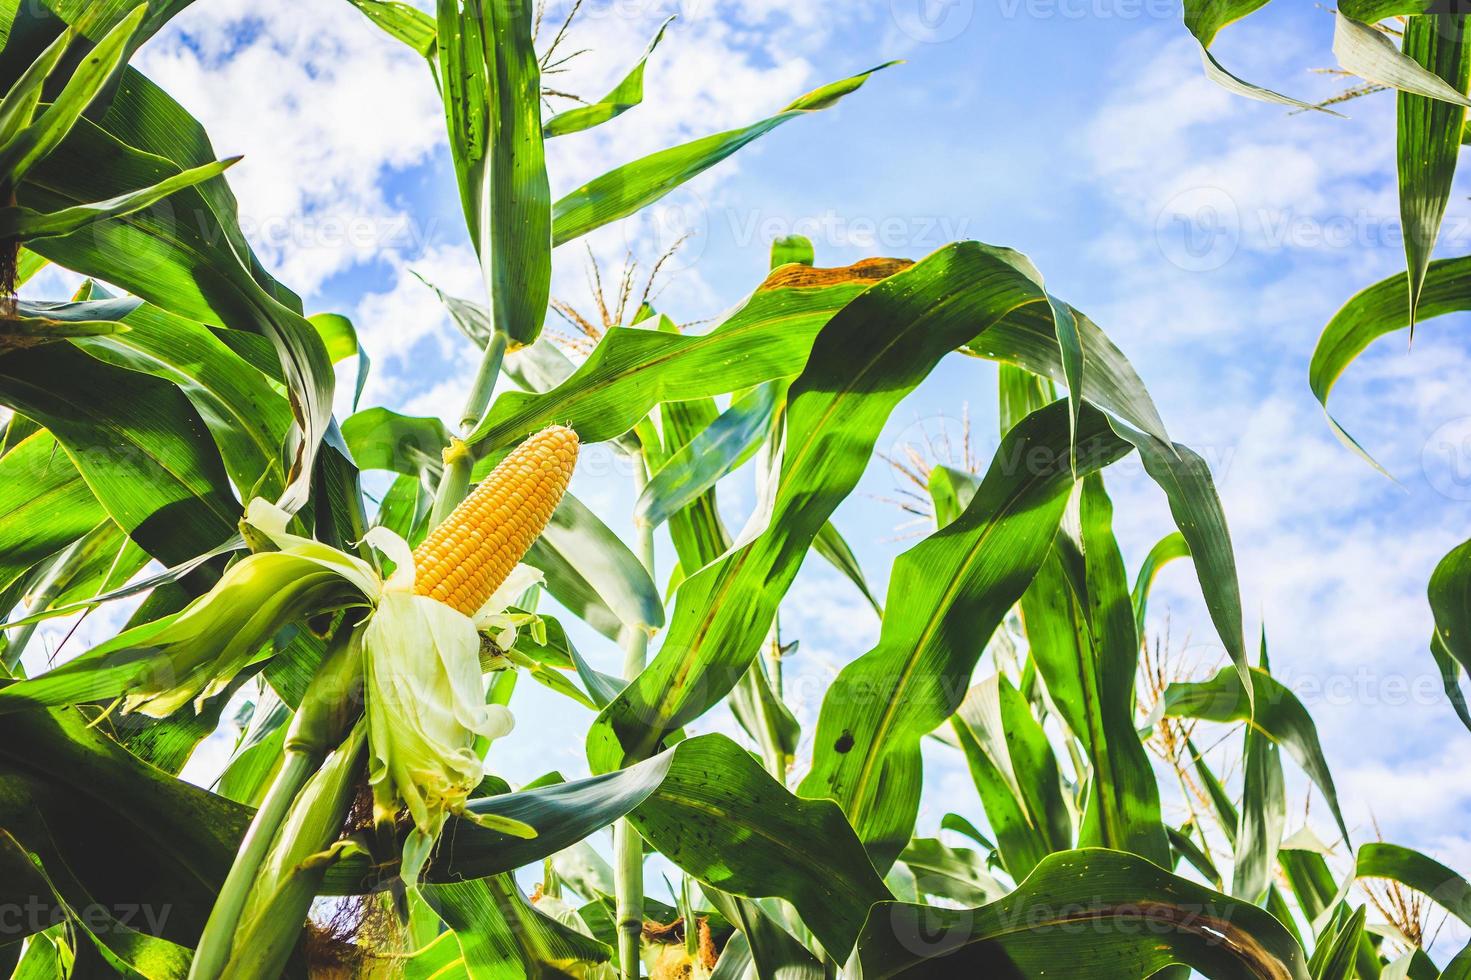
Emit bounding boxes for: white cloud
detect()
[137,0,446,296]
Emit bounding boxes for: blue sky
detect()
[20,0,1471,947]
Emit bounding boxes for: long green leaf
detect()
[1396,15,1471,332]
[800,401,1130,869]
[857,848,1309,980]
[552,64,893,246]
[0,342,239,563]
[543,17,672,137]
[1311,254,1471,471]
[626,734,890,961]
[586,242,1064,774]
[465,264,893,455]
[1182,0,1325,112]
[1161,666,1351,845]
[437,0,550,344]
[635,381,778,527]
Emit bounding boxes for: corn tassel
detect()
[414,425,579,616]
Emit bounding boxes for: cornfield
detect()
[1,1,1470,978]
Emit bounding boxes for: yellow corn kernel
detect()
[413,426,578,616]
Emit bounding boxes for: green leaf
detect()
[0,6,144,184]
[0,832,194,979]
[899,838,1009,907]
[1066,475,1169,867]
[21,69,335,514]
[857,848,1309,980]
[1334,10,1471,107]
[625,734,890,961]
[437,0,550,344]
[1308,904,1365,980]
[1161,666,1351,846]
[586,242,1068,774]
[1429,537,1471,729]
[551,63,895,247]
[635,381,778,528]
[543,17,672,137]
[0,429,104,593]
[0,706,250,947]
[421,874,611,978]
[952,675,1071,882]
[1310,254,1471,472]
[770,234,815,269]
[1233,636,1285,904]
[0,155,238,240]
[1181,0,1327,113]
[528,489,666,633]
[1356,842,1471,927]
[466,266,886,455]
[343,0,437,57]
[1396,15,1471,332]
[342,407,449,475]
[73,283,294,502]
[800,401,1130,870]
[310,312,371,412]
[1132,531,1191,640]
[0,342,239,564]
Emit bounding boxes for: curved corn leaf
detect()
[1132,531,1191,639]
[1183,0,1325,113]
[1307,904,1365,980]
[543,17,672,138]
[800,402,1131,870]
[1066,475,1170,866]
[438,0,550,344]
[857,848,1309,980]
[634,381,778,528]
[1357,842,1471,927]
[1429,536,1471,729]
[0,342,239,563]
[343,0,437,57]
[0,6,144,185]
[1233,638,1285,904]
[0,832,193,979]
[1334,10,1471,106]
[586,242,1063,773]
[528,489,665,632]
[898,838,1009,907]
[0,155,238,240]
[465,263,893,455]
[952,679,1064,882]
[309,312,370,412]
[552,63,894,247]
[1311,254,1471,471]
[1161,666,1351,845]
[342,407,449,475]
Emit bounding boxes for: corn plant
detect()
[0,2,1467,979]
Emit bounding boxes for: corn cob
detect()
[414,425,578,616]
